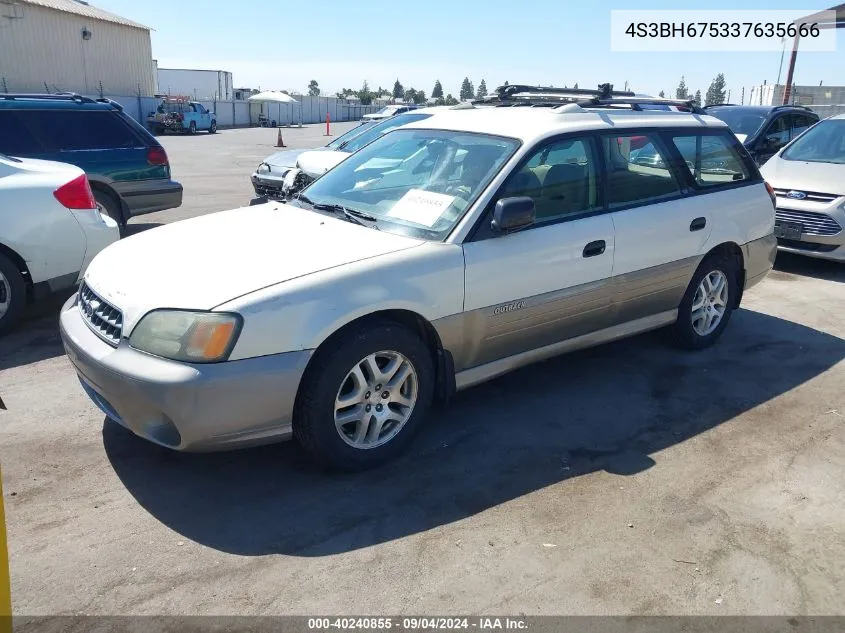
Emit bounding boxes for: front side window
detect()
[299,129,519,240]
[670,133,749,187]
[500,137,599,222]
[791,113,816,138]
[781,119,845,164]
[762,115,790,149]
[603,134,682,208]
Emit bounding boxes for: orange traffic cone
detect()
[276,128,286,148]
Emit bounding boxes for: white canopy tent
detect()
[247,91,302,127]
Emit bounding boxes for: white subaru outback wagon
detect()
[60,103,776,470]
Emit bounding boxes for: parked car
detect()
[361,104,420,122]
[60,103,775,470]
[147,98,217,135]
[0,93,183,234]
[250,121,374,203]
[0,153,119,334]
[283,104,476,199]
[759,113,845,261]
[703,104,819,165]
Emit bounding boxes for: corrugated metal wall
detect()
[0,3,156,95]
[156,69,234,100]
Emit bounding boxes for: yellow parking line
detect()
[0,465,11,633]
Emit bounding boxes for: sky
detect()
[94,0,845,101]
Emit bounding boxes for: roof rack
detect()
[772,103,814,112]
[575,96,706,115]
[702,103,739,108]
[475,82,637,107]
[0,92,97,104]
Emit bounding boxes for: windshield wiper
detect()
[312,202,380,229]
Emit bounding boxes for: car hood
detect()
[82,204,424,334]
[297,149,350,178]
[262,147,328,168]
[760,157,845,196]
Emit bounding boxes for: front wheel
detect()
[671,255,738,349]
[209,120,217,134]
[294,320,434,470]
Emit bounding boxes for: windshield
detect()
[707,108,767,137]
[782,119,845,164]
[339,112,432,154]
[375,106,398,115]
[326,122,372,149]
[298,128,520,240]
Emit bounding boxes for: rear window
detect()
[13,110,144,151]
[0,111,43,155]
[670,133,750,186]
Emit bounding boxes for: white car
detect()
[759,113,845,261]
[60,103,775,470]
[1,154,119,335]
[361,104,419,122]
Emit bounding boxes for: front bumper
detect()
[251,171,289,200]
[59,295,312,452]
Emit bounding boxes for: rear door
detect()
[15,109,155,182]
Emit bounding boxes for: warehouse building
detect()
[0,0,156,96]
[156,68,233,101]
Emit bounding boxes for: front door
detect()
[461,135,615,370]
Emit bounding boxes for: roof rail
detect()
[95,97,124,111]
[702,103,739,108]
[576,96,706,115]
[772,103,813,112]
[0,92,96,104]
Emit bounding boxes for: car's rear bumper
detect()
[743,233,777,290]
[114,179,183,217]
[59,295,312,452]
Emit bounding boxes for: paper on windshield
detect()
[387,189,455,227]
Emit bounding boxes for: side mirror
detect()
[491,196,535,233]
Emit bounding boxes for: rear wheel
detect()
[93,190,126,236]
[0,252,26,337]
[189,121,197,135]
[671,254,738,349]
[294,320,434,471]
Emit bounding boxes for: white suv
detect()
[59,103,776,470]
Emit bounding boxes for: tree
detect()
[431,80,443,99]
[392,79,404,100]
[693,90,702,106]
[475,79,488,100]
[444,93,459,106]
[574,82,579,90]
[308,80,320,97]
[412,90,426,105]
[675,76,689,100]
[404,87,417,104]
[459,77,474,101]
[705,73,726,106]
[357,80,373,105]
[658,90,665,98]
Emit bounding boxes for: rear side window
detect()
[670,133,750,187]
[14,110,143,151]
[0,111,42,155]
[603,134,682,208]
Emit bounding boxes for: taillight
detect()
[147,146,168,166]
[53,174,96,210]
[765,181,777,209]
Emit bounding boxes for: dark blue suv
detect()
[0,93,183,231]
[703,104,819,165]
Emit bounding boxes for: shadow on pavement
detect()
[0,294,68,371]
[104,308,845,557]
[123,222,163,237]
[773,251,845,284]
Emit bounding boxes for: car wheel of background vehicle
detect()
[189,121,197,135]
[209,120,217,134]
[0,252,26,336]
[670,254,737,350]
[294,319,435,471]
[93,190,126,237]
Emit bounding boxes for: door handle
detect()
[582,240,606,258]
[690,217,706,232]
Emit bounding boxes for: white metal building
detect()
[0,0,156,96]
[156,68,233,101]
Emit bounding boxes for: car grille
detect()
[253,182,285,199]
[773,188,839,203]
[777,238,840,253]
[775,209,842,236]
[78,282,123,346]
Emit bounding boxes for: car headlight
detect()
[257,162,271,174]
[129,310,242,363]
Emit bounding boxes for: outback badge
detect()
[493,300,527,315]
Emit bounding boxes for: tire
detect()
[0,252,26,337]
[209,120,217,134]
[670,254,738,350]
[294,319,435,471]
[93,190,126,236]
[189,121,197,135]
